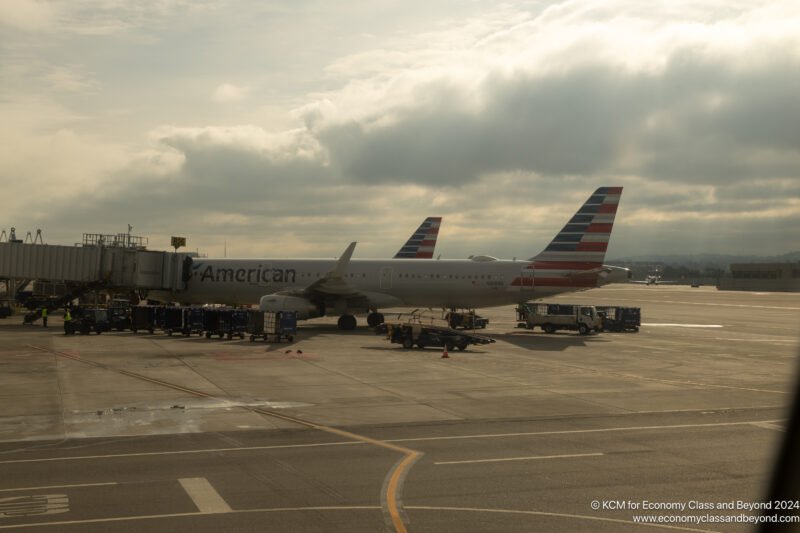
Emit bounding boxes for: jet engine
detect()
[259,294,323,320]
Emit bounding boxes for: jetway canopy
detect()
[0,242,190,291]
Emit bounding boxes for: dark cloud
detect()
[317,50,800,187]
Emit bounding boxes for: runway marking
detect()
[0,504,714,532]
[750,421,785,432]
[0,441,362,465]
[178,478,231,514]
[642,323,723,328]
[26,344,420,533]
[435,452,604,465]
[0,506,381,529]
[0,419,784,465]
[0,483,117,493]
[388,419,788,444]
[406,506,718,532]
[581,296,800,311]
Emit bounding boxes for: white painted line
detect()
[407,506,717,533]
[750,421,785,432]
[0,440,361,465]
[0,506,381,529]
[178,478,231,514]
[0,419,785,466]
[388,419,787,444]
[642,323,723,328]
[584,296,800,311]
[0,482,117,493]
[0,504,712,532]
[435,452,604,465]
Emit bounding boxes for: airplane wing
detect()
[302,241,359,296]
[394,217,441,258]
[270,242,374,306]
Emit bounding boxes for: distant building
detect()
[717,262,800,292]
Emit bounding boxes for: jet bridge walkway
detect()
[0,234,191,312]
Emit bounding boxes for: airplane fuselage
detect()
[167,257,598,311]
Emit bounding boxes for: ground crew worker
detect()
[41,307,48,328]
[63,308,72,335]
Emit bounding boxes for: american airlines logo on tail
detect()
[394,217,441,259]
[512,187,623,288]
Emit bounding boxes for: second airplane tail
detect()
[528,187,623,286]
[394,217,442,259]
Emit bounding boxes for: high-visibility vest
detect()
[65,311,71,322]
[41,308,48,317]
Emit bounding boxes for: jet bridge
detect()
[0,233,191,297]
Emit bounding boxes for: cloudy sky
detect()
[1,0,799,260]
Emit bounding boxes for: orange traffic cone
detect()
[441,345,450,359]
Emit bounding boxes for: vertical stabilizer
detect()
[394,217,442,259]
[528,187,623,287]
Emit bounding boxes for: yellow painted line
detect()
[1,419,785,465]
[0,482,118,492]
[26,345,421,533]
[435,452,604,465]
[384,452,422,533]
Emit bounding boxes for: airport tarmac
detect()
[0,285,798,532]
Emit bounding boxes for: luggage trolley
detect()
[249,311,296,342]
[163,307,184,336]
[131,305,158,334]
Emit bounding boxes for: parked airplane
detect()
[162,187,624,329]
[394,217,441,258]
[631,268,677,285]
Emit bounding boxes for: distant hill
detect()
[608,252,800,267]
[605,252,800,282]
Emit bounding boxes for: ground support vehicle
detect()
[379,310,495,351]
[65,307,109,335]
[517,303,601,335]
[445,310,489,330]
[248,310,297,342]
[385,322,494,351]
[596,306,641,332]
[131,306,158,334]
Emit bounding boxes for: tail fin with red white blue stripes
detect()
[527,187,623,287]
[394,217,442,259]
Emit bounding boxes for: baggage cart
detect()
[596,306,641,332]
[248,310,297,342]
[131,305,158,334]
[108,299,131,331]
[203,308,225,338]
[181,307,205,336]
[163,307,184,336]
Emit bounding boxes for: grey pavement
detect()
[0,285,798,532]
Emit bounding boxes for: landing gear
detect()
[337,314,357,330]
[366,312,384,328]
